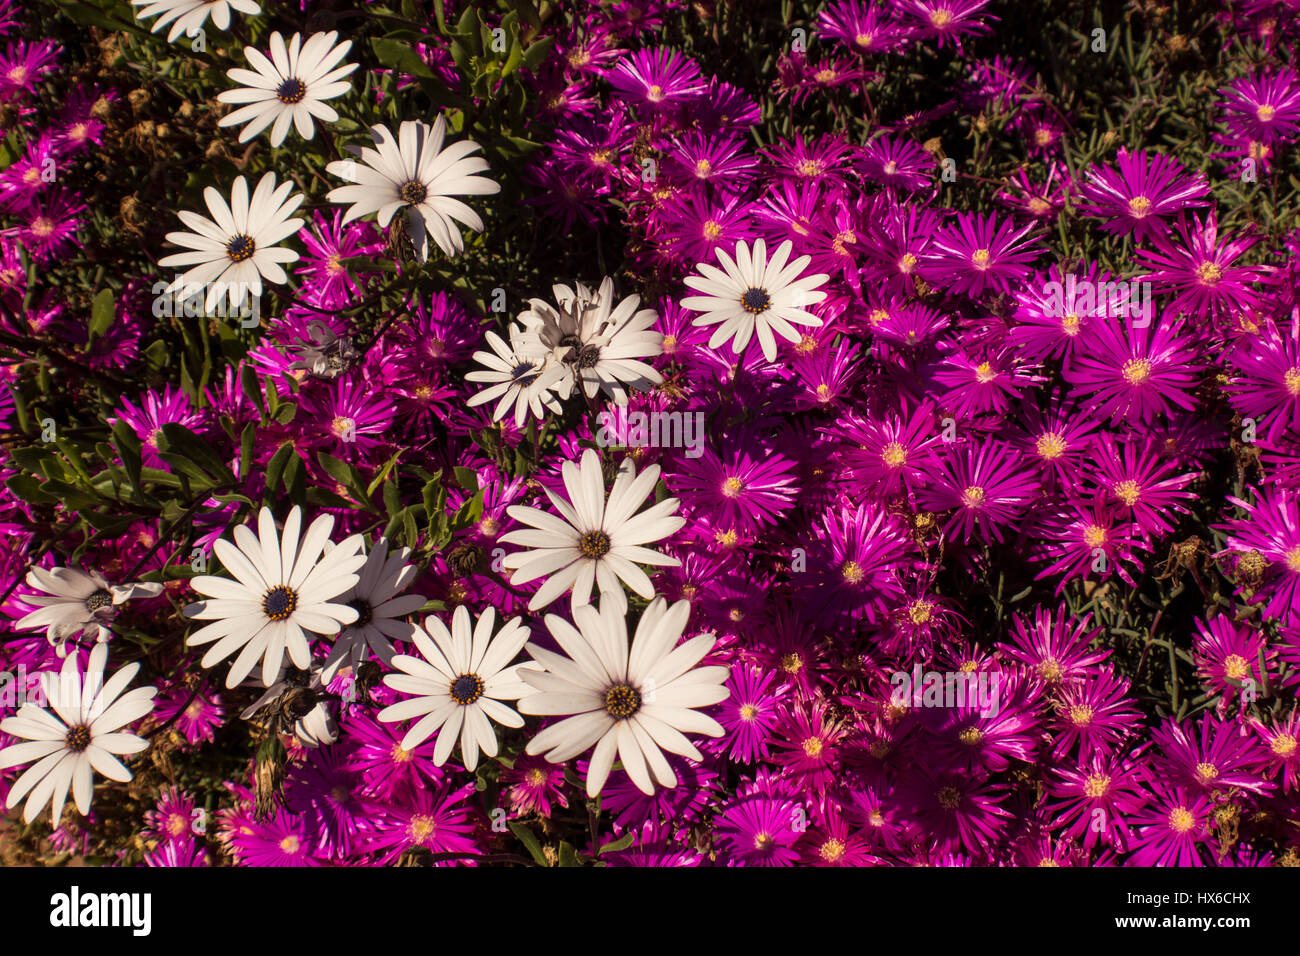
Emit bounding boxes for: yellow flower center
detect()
[1257,104,1276,122]
[1112,479,1141,506]
[803,737,824,757]
[971,248,991,270]
[975,361,997,383]
[1069,704,1094,727]
[1196,261,1222,285]
[1271,734,1297,757]
[841,560,865,584]
[881,441,908,467]
[1036,432,1067,459]
[1083,524,1108,548]
[1122,358,1152,385]
[722,476,744,497]
[961,485,986,508]
[1168,807,1196,833]
[1128,196,1152,217]
[1084,773,1111,799]
[1223,654,1249,680]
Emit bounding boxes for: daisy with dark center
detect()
[1063,315,1201,424]
[130,0,261,43]
[681,238,830,363]
[920,211,1045,298]
[465,325,567,428]
[500,448,685,613]
[1136,212,1267,322]
[14,566,162,655]
[0,643,156,824]
[158,172,303,314]
[321,538,426,683]
[1077,148,1211,243]
[217,32,356,147]
[184,507,366,688]
[326,116,499,262]
[519,597,729,798]
[378,606,532,770]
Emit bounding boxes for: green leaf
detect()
[453,466,479,492]
[598,831,636,855]
[370,37,436,79]
[264,442,295,497]
[557,842,582,867]
[521,34,555,71]
[88,288,115,344]
[507,821,549,866]
[159,423,236,485]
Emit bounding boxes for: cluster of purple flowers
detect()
[2,0,1300,867]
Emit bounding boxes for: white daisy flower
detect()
[378,606,533,770]
[320,537,427,684]
[516,277,663,404]
[680,237,829,362]
[158,171,304,315]
[14,567,163,655]
[518,597,729,798]
[498,448,684,614]
[464,325,567,427]
[217,31,357,147]
[325,115,500,262]
[183,507,366,689]
[0,644,157,825]
[130,0,261,43]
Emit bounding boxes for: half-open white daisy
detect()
[130,0,261,43]
[0,644,157,824]
[464,326,567,427]
[326,116,499,262]
[680,238,829,362]
[184,507,366,688]
[158,171,303,314]
[320,537,426,683]
[518,597,729,798]
[499,448,684,613]
[14,567,162,654]
[378,606,532,770]
[217,31,357,147]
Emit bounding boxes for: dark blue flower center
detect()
[450,673,484,705]
[84,589,113,612]
[226,234,256,262]
[276,77,307,104]
[262,585,298,621]
[741,287,770,314]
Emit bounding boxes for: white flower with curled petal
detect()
[183,506,366,688]
[378,606,532,771]
[217,31,357,147]
[325,115,499,262]
[14,566,162,655]
[0,644,156,825]
[517,597,729,798]
[498,448,685,614]
[680,238,829,362]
